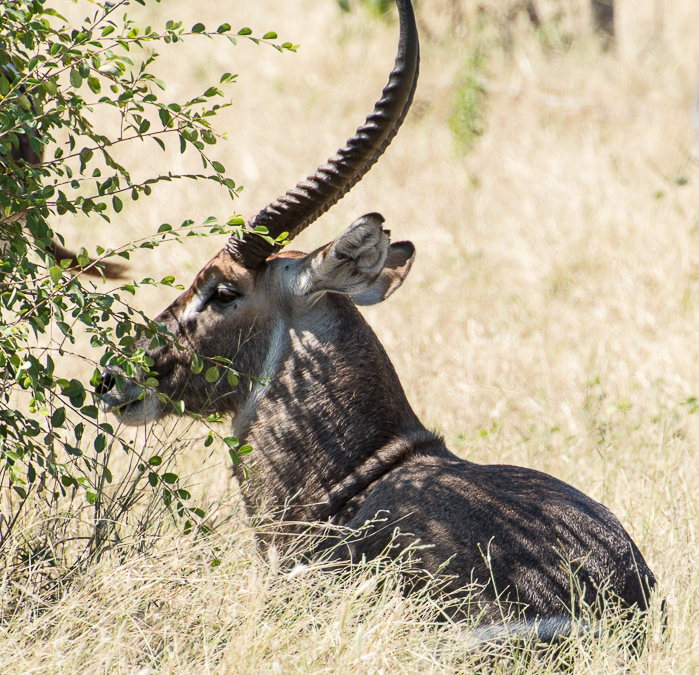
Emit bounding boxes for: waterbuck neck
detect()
[237,293,434,522]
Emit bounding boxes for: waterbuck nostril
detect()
[96,371,116,396]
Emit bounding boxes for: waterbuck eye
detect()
[212,285,240,304]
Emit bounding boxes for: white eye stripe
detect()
[181,291,206,322]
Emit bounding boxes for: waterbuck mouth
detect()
[98,389,140,417]
[97,372,166,426]
[100,397,138,417]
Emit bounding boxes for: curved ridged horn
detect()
[226,0,419,268]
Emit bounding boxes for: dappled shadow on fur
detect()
[236,324,655,628]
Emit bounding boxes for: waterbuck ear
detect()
[351,241,415,305]
[297,213,397,297]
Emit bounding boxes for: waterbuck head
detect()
[98,0,420,430]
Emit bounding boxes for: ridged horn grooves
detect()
[226,0,419,268]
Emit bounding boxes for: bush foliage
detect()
[0,0,294,592]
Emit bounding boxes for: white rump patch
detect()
[464,615,592,648]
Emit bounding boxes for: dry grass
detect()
[2,0,699,671]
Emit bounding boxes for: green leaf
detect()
[227,371,239,387]
[205,366,220,383]
[162,472,178,484]
[51,407,66,428]
[94,434,107,453]
[70,67,82,88]
[79,147,93,172]
[88,76,101,93]
[191,354,203,374]
[263,31,278,40]
[192,22,206,33]
[149,456,163,466]
[81,405,98,419]
[42,78,58,95]
[62,379,86,407]
[112,195,123,213]
[158,108,172,127]
[49,266,63,284]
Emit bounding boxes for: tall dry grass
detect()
[2,0,698,672]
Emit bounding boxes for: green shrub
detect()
[336,0,395,19]
[449,49,488,155]
[0,0,294,594]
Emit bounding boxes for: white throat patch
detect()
[231,320,285,440]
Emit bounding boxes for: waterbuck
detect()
[99,0,655,631]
